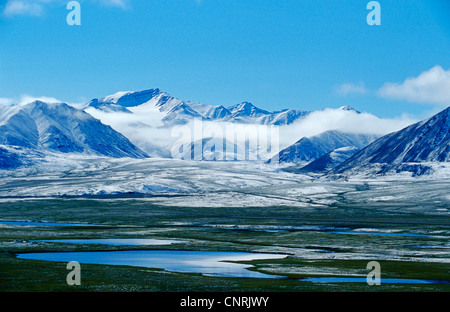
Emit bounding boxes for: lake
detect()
[17,250,287,279]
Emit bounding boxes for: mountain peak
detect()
[229,101,255,110]
[89,88,163,108]
[339,105,360,113]
[228,101,270,117]
[25,100,63,108]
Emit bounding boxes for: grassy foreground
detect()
[0,197,449,292]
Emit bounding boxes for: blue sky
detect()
[0,0,449,118]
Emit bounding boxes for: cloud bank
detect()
[85,105,418,159]
[277,108,416,149]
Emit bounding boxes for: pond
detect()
[332,231,431,238]
[15,249,450,284]
[299,277,450,284]
[17,250,287,279]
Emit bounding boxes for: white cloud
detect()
[378,65,450,106]
[0,97,15,106]
[0,94,87,108]
[334,82,369,96]
[18,94,62,105]
[95,0,128,8]
[3,0,49,16]
[2,0,130,17]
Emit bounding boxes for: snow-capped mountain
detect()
[188,103,231,120]
[339,105,361,113]
[228,102,270,118]
[171,137,244,161]
[0,101,148,159]
[87,88,201,126]
[86,89,310,126]
[88,89,162,109]
[226,102,309,125]
[297,146,360,173]
[270,130,379,164]
[261,109,310,126]
[333,106,450,176]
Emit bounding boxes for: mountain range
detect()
[0,87,448,178]
[86,88,310,126]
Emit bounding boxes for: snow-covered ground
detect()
[0,155,449,213]
[0,155,301,197]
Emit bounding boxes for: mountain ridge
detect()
[332,106,450,176]
[0,101,149,160]
[271,130,380,164]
